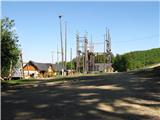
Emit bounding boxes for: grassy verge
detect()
[1,79,37,87]
[1,76,78,87]
[1,72,113,88]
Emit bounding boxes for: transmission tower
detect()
[84,36,88,73]
[105,28,112,68]
[88,35,95,72]
[76,32,90,73]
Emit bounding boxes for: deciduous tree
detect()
[1,17,20,79]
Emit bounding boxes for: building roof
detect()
[52,63,63,72]
[25,61,62,72]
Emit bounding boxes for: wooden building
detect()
[23,61,62,78]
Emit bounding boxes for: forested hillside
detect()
[113,48,160,72]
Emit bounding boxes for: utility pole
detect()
[70,48,72,70]
[83,37,85,73]
[57,45,59,65]
[104,34,106,72]
[89,35,94,72]
[91,36,95,72]
[76,32,80,73]
[107,29,112,64]
[83,40,85,73]
[57,45,60,75]
[20,50,24,79]
[90,35,92,71]
[59,15,64,75]
[65,21,67,70]
[51,51,54,64]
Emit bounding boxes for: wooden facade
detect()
[23,61,59,78]
[24,65,36,71]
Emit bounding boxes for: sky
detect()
[2,1,160,63]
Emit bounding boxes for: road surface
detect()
[2,71,160,120]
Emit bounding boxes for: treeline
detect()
[66,48,160,72]
[112,48,160,72]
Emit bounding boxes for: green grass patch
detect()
[1,79,37,86]
[1,72,109,87]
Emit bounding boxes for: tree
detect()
[113,54,127,72]
[66,61,75,70]
[1,17,20,79]
[112,48,160,72]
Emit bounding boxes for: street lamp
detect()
[59,15,64,75]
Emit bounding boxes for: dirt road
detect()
[2,71,160,120]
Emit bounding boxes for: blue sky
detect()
[2,1,160,63]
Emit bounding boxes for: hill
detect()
[113,48,160,72]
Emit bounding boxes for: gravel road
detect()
[2,72,160,120]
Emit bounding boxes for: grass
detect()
[1,75,79,87]
[1,79,37,86]
[4,67,158,88]
[1,72,106,87]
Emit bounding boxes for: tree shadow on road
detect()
[2,69,160,120]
